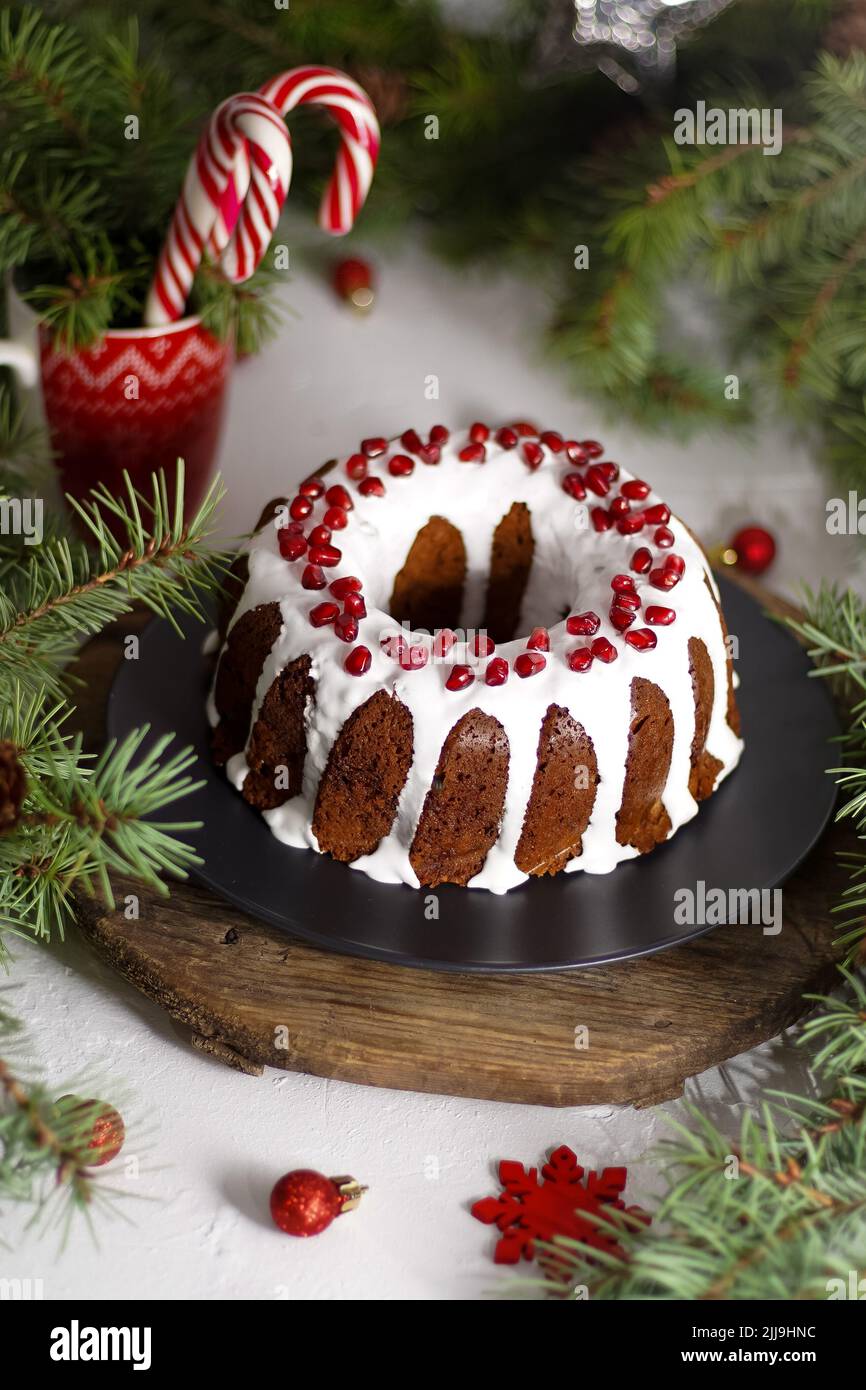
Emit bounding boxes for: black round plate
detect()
[108,579,839,973]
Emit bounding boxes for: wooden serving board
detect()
[71,584,847,1108]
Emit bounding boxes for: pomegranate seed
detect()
[346,454,368,480]
[485,656,509,686]
[590,637,618,663]
[345,645,372,676]
[631,546,652,574]
[335,612,359,643]
[567,647,594,673]
[343,592,367,618]
[388,454,414,477]
[278,530,307,561]
[563,473,586,501]
[284,520,305,535]
[646,605,676,625]
[358,476,385,497]
[609,496,631,518]
[655,525,674,548]
[419,444,441,465]
[446,664,475,691]
[610,604,636,632]
[309,601,339,627]
[567,611,600,636]
[361,437,387,457]
[591,507,612,532]
[512,421,539,437]
[429,424,450,445]
[308,524,332,547]
[289,495,313,521]
[299,477,325,499]
[598,462,620,482]
[459,442,486,463]
[564,440,588,465]
[381,634,407,661]
[401,428,423,453]
[330,576,362,599]
[432,628,457,658]
[469,421,489,443]
[649,567,680,591]
[613,591,640,610]
[325,484,353,511]
[621,479,650,501]
[301,564,326,590]
[616,514,645,535]
[643,503,670,525]
[515,652,546,678]
[324,505,348,530]
[541,430,564,452]
[495,426,518,449]
[308,543,342,567]
[523,441,544,470]
[586,464,610,497]
[527,626,549,651]
[625,628,657,652]
[472,633,495,657]
[581,439,604,458]
[611,573,636,594]
[664,553,686,576]
[400,644,428,671]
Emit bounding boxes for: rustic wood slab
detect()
[70,589,847,1108]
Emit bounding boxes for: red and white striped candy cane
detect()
[205,65,380,262]
[145,92,291,327]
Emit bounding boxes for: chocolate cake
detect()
[208,422,743,893]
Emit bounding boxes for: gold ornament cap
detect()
[331,1175,368,1215]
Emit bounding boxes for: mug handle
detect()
[0,339,38,388]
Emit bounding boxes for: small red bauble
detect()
[55,1095,125,1167]
[728,525,776,576]
[270,1169,366,1237]
[333,257,374,311]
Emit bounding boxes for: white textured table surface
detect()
[2,234,854,1301]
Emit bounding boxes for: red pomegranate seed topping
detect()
[335,612,359,643]
[655,525,674,548]
[643,503,670,525]
[401,428,423,453]
[309,601,339,628]
[301,564,326,590]
[445,664,475,691]
[325,484,353,511]
[289,495,313,521]
[598,462,620,482]
[522,441,544,470]
[646,605,676,625]
[361,437,387,457]
[278,530,307,561]
[388,453,414,477]
[625,628,658,652]
[562,473,587,501]
[610,604,636,632]
[567,646,594,673]
[664,553,686,576]
[515,651,546,678]
[649,567,680,590]
[469,421,489,444]
[621,479,650,501]
[586,464,610,497]
[495,426,518,450]
[631,546,653,574]
[429,424,450,445]
[512,420,539,437]
[581,439,604,458]
[345,645,372,676]
[591,506,613,532]
[308,524,332,547]
[459,442,486,463]
[567,611,600,636]
[527,626,549,651]
[381,634,407,661]
[613,590,640,610]
[343,591,367,618]
[400,644,428,671]
[485,656,509,686]
[472,633,495,657]
[330,575,362,599]
[611,573,636,594]
[345,453,368,480]
[541,430,564,452]
[590,636,618,663]
[418,443,441,465]
[609,496,630,518]
[308,542,342,567]
[323,505,348,530]
[284,520,305,535]
[565,440,589,465]
[432,628,457,658]
[358,476,385,497]
[299,477,325,499]
[617,514,646,534]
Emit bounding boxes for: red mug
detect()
[0,279,232,519]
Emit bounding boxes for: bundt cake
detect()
[208,422,743,893]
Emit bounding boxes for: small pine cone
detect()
[0,740,26,832]
[823,0,866,56]
[352,66,409,125]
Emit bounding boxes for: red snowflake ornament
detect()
[471,1145,648,1268]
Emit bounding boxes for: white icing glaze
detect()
[208,427,743,894]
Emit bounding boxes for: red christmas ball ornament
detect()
[55,1095,125,1167]
[270,1169,367,1237]
[333,257,374,312]
[724,525,777,576]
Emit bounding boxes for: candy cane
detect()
[145,93,291,327]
